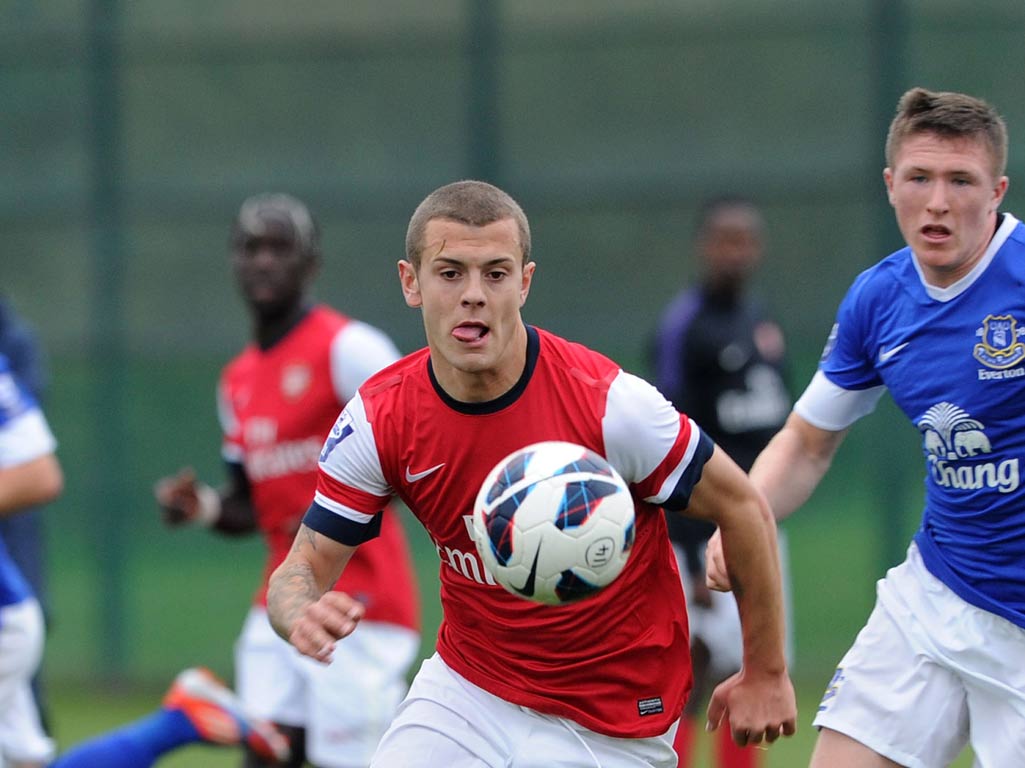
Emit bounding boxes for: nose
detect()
[461,271,486,306]
[926,181,950,215]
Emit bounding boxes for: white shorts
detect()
[0,598,55,766]
[675,532,793,679]
[813,542,1025,768]
[371,653,679,768]
[235,607,419,768]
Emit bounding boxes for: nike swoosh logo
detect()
[513,543,541,598]
[404,463,445,482]
[878,342,909,363]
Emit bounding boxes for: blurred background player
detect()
[266,180,796,767]
[652,197,792,768]
[155,193,420,768]
[0,295,54,734]
[0,350,288,767]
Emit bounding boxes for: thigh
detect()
[813,556,969,768]
[0,599,54,765]
[303,622,419,768]
[372,654,677,768]
[955,606,1025,768]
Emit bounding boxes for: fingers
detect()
[704,538,731,592]
[288,593,365,664]
[155,468,199,524]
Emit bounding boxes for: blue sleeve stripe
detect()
[663,430,715,510]
[302,502,382,546]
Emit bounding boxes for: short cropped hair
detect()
[695,195,764,239]
[232,193,321,260]
[405,180,532,269]
[885,87,1008,177]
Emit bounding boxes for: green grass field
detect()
[47,684,973,767]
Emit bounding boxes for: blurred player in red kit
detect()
[156,193,420,768]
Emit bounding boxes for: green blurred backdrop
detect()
[2,2,1022,763]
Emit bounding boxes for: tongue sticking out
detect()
[452,325,487,342]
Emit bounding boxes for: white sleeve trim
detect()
[329,321,402,403]
[310,493,379,524]
[647,417,701,505]
[0,409,57,468]
[793,370,886,431]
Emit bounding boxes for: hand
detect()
[706,668,797,748]
[704,528,732,591]
[154,467,200,525]
[287,592,366,664]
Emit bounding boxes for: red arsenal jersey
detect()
[306,326,713,737]
[219,305,418,631]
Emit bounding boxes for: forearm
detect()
[267,524,356,642]
[267,558,323,641]
[0,454,62,515]
[719,495,787,673]
[749,412,844,522]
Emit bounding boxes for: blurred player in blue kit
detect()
[652,197,792,768]
[0,297,54,732]
[0,352,290,766]
[707,87,1025,767]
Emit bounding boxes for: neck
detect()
[431,324,529,403]
[254,303,310,350]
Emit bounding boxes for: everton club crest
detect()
[974,314,1025,370]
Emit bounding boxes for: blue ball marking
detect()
[554,478,622,530]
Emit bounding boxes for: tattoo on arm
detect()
[268,561,321,641]
[291,525,318,553]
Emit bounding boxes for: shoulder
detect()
[221,344,258,383]
[536,327,619,386]
[840,248,914,313]
[656,288,703,332]
[358,348,430,416]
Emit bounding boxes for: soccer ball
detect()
[471,441,636,606]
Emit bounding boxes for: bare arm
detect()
[705,412,846,592]
[682,445,796,746]
[749,411,847,522]
[0,453,63,515]
[267,523,363,663]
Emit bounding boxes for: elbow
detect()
[39,455,65,505]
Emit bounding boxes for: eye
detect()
[439,268,460,279]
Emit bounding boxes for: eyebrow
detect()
[432,255,517,267]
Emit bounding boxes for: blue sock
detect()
[50,709,201,768]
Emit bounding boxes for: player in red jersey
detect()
[156,194,420,768]
[267,181,795,767]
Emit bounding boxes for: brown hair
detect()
[885,87,1008,177]
[405,180,532,269]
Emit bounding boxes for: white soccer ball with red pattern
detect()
[471,441,636,606]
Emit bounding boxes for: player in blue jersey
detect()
[653,197,792,768]
[707,87,1025,766]
[0,353,290,766]
[0,296,56,735]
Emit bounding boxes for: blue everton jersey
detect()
[814,213,1025,628]
[0,353,54,608]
